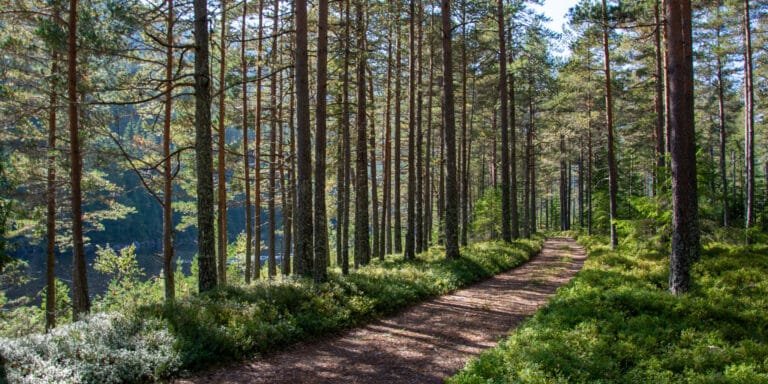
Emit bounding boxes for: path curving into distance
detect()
[176,237,587,384]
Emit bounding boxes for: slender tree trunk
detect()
[68,0,90,318]
[381,24,393,258]
[46,8,60,329]
[438,96,445,244]
[194,0,217,292]
[415,1,425,253]
[663,0,671,156]
[465,90,473,235]
[666,0,699,295]
[294,0,313,277]
[253,0,264,280]
[560,135,567,230]
[163,0,176,298]
[283,71,295,275]
[276,70,286,273]
[527,73,536,235]
[355,0,371,266]
[368,69,380,260]
[715,10,728,227]
[313,0,329,281]
[522,115,529,239]
[578,140,584,228]
[565,160,573,231]
[217,0,228,284]
[442,0,460,259]
[404,0,417,260]
[498,0,511,242]
[340,0,352,273]
[459,1,469,247]
[586,54,593,235]
[267,0,280,278]
[492,130,497,189]
[602,0,619,249]
[394,12,403,254]
[654,0,665,192]
[424,39,434,247]
[742,0,755,233]
[241,0,252,284]
[508,22,519,240]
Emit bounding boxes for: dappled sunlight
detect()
[176,238,585,384]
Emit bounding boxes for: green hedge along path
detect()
[176,238,587,384]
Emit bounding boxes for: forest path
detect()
[176,237,586,384]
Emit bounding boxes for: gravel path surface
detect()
[176,237,586,384]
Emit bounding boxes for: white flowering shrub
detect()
[0,312,179,384]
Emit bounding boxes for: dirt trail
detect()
[176,237,586,384]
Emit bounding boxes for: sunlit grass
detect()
[449,236,768,383]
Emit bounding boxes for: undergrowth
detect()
[0,237,542,383]
[449,235,768,384]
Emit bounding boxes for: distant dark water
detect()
[8,236,286,304]
[6,241,199,303]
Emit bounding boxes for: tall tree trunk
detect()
[338,0,352,274]
[217,0,228,284]
[507,21,519,240]
[294,0,313,277]
[667,0,699,295]
[602,0,619,249]
[461,89,477,234]
[527,73,536,235]
[565,160,573,231]
[560,135,567,230]
[368,69,380,260]
[404,0,417,260]
[276,70,286,273]
[663,0,671,156]
[415,1,425,253]
[459,1,469,247]
[586,54,593,235]
[194,0,217,292]
[394,11,403,254]
[267,0,279,278]
[354,0,371,266]
[283,70,295,275]
[498,0,512,243]
[68,0,90,318]
[522,113,529,239]
[163,0,176,298]
[46,6,60,329]
[578,141,584,228]
[742,0,755,233]
[441,0,460,259]
[314,0,329,282]
[654,0,665,192]
[587,123,593,234]
[715,6,727,227]
[438,95,445,244]
[241,0,252,284]
[380,24,393,258]
[253,0,264,280]
[424,38,434,248]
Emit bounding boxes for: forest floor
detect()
[175,237,586,384]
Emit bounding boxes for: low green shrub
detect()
[144,238,543,369]
[448,236,768,384]
[0,313,180,384]
[0,238,543,383]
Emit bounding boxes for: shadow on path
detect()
[176,238,587,384]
